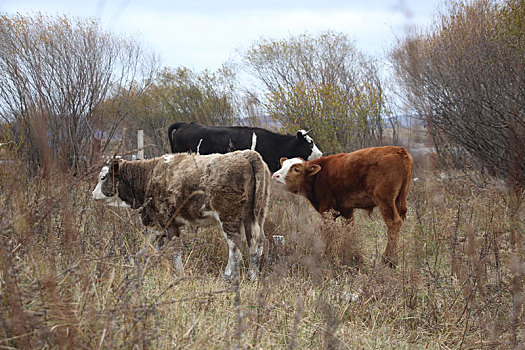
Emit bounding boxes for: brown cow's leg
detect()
[339,208,355,221]
[377,203,403,267]
[396,193,408,220]
[319,209,338,259]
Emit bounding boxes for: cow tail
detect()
[250,153,270,224]
[167,123,183,153]
[396,151,414,220]
[249,152,271,255]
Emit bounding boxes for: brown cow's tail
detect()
[396,150,414,220]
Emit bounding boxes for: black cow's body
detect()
[167,122,322,172]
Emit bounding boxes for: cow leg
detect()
[244,216,265,281]
[376,202,403,267]
[135,228,164,257]
[151,226,184,273]
[339,208,355,222]
[170,238,185,273]
[165,226,184,273]
[258,215,269,271]
[221,222,243,283]
[318,207,352,259]
[134,228,167,265]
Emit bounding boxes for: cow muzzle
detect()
[271,172,286,185]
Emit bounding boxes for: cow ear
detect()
[296,130,311,140]
[280,157,288,166]
[306,164,321,176]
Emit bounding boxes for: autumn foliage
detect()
[244,31,385,154]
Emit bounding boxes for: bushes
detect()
[391,0,525,188]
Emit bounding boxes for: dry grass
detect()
[1,152,524,349]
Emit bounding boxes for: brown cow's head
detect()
[272,157,321,194]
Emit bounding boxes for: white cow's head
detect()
[296,130,322,161]
[272,157,321,194]
[92,159,129,208]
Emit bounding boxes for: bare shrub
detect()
[391,0,525,188]
[0,13,157,174]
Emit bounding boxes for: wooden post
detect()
[137,130,144,160]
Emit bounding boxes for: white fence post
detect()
[137,130,144,160]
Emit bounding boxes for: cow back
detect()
[306,146,413,211]
[146,151,270,229]
[167,122,321,172]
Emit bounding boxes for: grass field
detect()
[1,153,524,349]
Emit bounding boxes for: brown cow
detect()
[272,146,414,266]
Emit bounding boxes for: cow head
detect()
[272,157,321,193]
[296,130,322,161]
[92,159,129,208]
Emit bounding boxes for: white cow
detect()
[93,150,270,282]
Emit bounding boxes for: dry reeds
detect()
[1,146,524,349]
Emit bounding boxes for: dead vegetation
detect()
[0,148,524,349]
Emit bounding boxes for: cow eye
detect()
[293,168,300,172]
[101,175,106,180]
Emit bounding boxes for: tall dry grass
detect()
[1,146,524,349]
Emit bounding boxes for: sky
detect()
[1,0,444,72]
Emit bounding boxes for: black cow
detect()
[167,122,323,172]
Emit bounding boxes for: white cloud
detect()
[2,0,441,72]
[109,8,412,71]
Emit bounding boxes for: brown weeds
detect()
[0,152,524,349]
